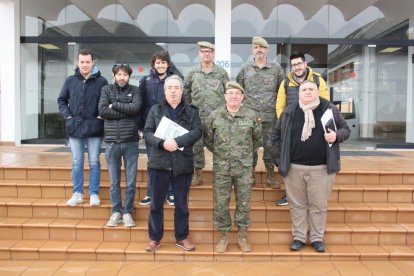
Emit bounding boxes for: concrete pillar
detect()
[406,19,414,143]
[0,0,20,145]
[214,0,231,76]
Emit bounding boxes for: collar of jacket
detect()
[114,82,130,91]
[74,66,101,80]
[150,68,174,80]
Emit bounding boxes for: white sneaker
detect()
[122,213,135,227]
[66,192,83,206]
[106,212,122,227]
[89,194,100,206]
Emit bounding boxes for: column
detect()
[214,0,231,76]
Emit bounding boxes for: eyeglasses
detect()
[291,61,304,68]
[226,91,243,96]
[200,50,213,54]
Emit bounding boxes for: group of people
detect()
[57,36,350,254]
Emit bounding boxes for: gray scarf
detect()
[299,98,320,141]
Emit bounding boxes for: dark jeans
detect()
[145,146,173,197]
[148,169,192,241]
[105,141,139,214]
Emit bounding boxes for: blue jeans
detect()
[148,169,192,241]
[105,141,139,214]
[69,137,103,195]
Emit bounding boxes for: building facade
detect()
[1,0,414,148]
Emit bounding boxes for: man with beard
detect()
[274,52,329,206]
[184,41,229,186]
[236,37,284,189]
[138,50,176,206]
[99,64,142,227]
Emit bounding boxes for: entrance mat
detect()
[376,143,414,149]
[45,147,147,154]
[341,151,398,157]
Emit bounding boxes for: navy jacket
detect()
[272,97,350,177]
[137,69,174,130]
[57,67,108,138]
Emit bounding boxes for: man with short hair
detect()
[99,64,142,228]
[144,75,202,252]
[204,81,263,253]
[57,49,108,206]
[275,51,330,206]
[236,37,284,188]
[184,41,229,186]
[272,80,350,253]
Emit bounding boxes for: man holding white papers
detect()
[143,75,202,252]
[272,80,350,253]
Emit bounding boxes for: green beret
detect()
[197,41,215,50]
[252,36,269,48]
[225,81,245,94]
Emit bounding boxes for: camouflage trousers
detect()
[213,164,253,231]
[253,120,275,168]
[193,136,205,169]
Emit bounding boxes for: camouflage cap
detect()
[225,81,245,94]
[197,41,215,50]
[252,36,269,48]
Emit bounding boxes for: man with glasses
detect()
[236,36,285,189]
[275,52,329,206]
[99,64,142,227]
[57,49,108,206]
[184,41,229,186]
[204,81,263,253]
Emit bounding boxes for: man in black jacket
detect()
[57,49,108,207]
[272,80,350,253]
[144,75,202,252]
[99,64,142,227]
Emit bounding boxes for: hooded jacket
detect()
[57,66,108,138]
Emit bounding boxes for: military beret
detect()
[197,41,215,50]
[252,36,269,48]
[225,81,245,94]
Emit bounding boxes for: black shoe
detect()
[311,241,325,252]
[290,240,305,251]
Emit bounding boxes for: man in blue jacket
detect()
[57,49,108,206]
[272,80,350,253]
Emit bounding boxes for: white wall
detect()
[0,0,20,145]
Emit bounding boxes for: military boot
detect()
[238,228,251,252]
[265,165,280,189]
[191,168,203,186]
[215,231,228,253]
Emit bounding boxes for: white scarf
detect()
[298,98,320,141]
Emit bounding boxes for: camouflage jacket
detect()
[204,106,263,168]
[184,64,229,122]
[236,60,284,122]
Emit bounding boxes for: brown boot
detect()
[191,168,203,186]
[238,228,251,252]
[265,165,280,189]
[216,231,228,253]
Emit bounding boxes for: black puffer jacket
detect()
[144,100,202,177]
[98,83,142,142]
[57,67,108,138]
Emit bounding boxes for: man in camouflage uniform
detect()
[204,81,263,253]
[236,37,284,188]
[184,41,230,186]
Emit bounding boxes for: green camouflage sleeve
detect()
[236,66,244,88]
[183,70,193,104]
[253,115,263,152]
[203,114,214,152]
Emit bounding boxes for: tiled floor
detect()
[0,259,413,275]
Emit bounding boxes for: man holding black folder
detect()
[272,80,350,253]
